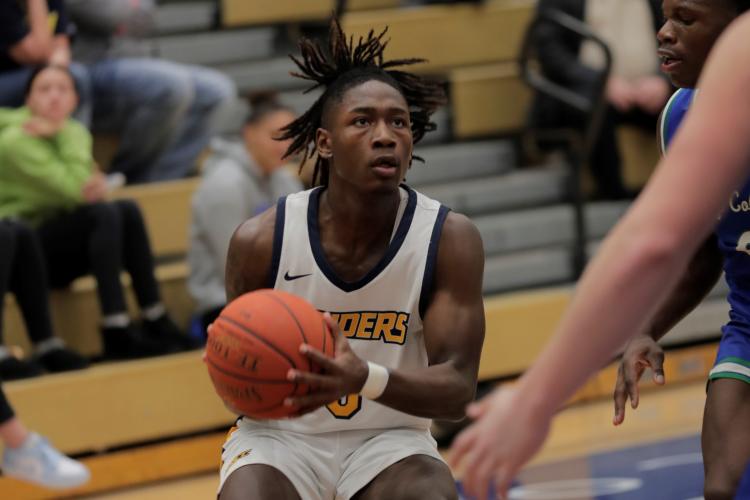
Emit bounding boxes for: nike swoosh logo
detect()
[284,271,312,281]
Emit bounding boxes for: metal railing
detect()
[519,7,612,278]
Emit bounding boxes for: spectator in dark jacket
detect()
[0,0,91,123]
[530,0,671,199]
[66,0,236,183]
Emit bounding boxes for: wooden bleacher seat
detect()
[3,178,199,355]
[110,178,199,258]
[3,261,192,357]
[0,352,232,498]
[342,0,534,73]
[222,0,331,26]
[220,0,401,27]
[450,62,532,138]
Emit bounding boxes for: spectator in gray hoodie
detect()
[188,95,302,334]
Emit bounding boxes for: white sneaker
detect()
[2,432,90,489]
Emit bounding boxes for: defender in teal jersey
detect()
[612,1,750,499]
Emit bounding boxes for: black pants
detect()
[588,105,659,198]
[0,220,55,344]
[36,200,161,315]
[0,384,14,424]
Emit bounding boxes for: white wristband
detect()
[361,362,389,400]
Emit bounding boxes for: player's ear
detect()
[316,128,333,159]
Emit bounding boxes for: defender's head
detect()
[279,19,446,190]
[658,0,749,87]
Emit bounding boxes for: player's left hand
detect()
[449,386,552,500]
[285,312,369,416]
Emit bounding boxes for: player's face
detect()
[318,80,413,192]
[657,0,737,88]
[25,67,78,123]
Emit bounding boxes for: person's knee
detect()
[219,464,300,500]
[11,220,39,248]
[192,68,236,109]
[86,202,122,230]
[112,199,144,226]
[133,65,194,116]
[395,480,457,500]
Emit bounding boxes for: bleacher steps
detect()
[155,28,276,66]
[420,166,569,216]
[216,57,300,93]
[155,2,215,35]
[409,140,515,186]
[111,178,199,258]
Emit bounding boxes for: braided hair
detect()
[278,18,446,186]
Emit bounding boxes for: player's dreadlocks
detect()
[279,18,446,186]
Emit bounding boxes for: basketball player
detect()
[450,11,750,500]
[219,20,485,500]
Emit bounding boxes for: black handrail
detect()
[335,0,348,19]
[518,7,613,278]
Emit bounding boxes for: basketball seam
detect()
[261,291,314,374]
[205,357,294,384]
[216,316,299,373]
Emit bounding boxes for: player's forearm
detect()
[643,235,723,342]
[375,362,476,421]
[27,0,52,39]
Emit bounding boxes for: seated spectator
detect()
[0,384,90,489]
[0,0,91,124]
[66,0,237,183]
[0,65,191,360]
[188,94,302,335]
[0,220,88,380]
[529,0,671,199]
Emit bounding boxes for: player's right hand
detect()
[613,335,665,426]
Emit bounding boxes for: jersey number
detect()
[737,232,750,255]
[326,394,362,419]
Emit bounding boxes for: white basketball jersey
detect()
[252,185,449,434]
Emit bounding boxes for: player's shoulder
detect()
[441,211,483,251]
[659,88,697,154]
[408,186,482,251]
[231,203,278,254]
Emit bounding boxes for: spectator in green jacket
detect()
[0,65,192,360]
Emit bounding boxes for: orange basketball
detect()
[205,289,333,419]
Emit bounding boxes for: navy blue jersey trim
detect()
[266,196,287,288]
[419,205,451,317]
[308,185,417,293]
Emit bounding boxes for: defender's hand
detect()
[285,312,368,416]
[613,335,665,426]
[450,386,551,500]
